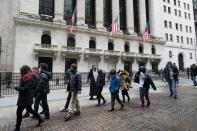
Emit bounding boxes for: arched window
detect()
[104,0,112,31]
[39,0,54,17]
[151,45,156,54]
[108,42,114,50]
[64,0,76,25]
[89,40,96,49]
[139,44,143,53]
[41,34,51,45]
[85,0,95,28]
[124,43,129,52]
[67,37,75,47]
[119,0,127,33]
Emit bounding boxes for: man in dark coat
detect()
[34,63,52,120]
[190,64,197,86]
[87,65,98,100]
[13,65,43,131]
[164,62,178,99]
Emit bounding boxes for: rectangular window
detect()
[177,36,180,43]
[178,1,180,7]
[164,20,168,28]
[179,10,181,17]
[187,4,190,10]
[163,5,167,12]
[163,0,166,2]
[174,0,176,5]
[187,37,189,44]
[168,0,170,3]
[170,34,173,42]
[180,24,182,31]
[190,38,193,45]
[168,7,171,14]
[169,21,172,28]
[181,36,183,43]
[175,23,178,30]
[188,13,191,20]
[186,26,188,32]
[174,9,177,16]
[185,12,187,19]
[165,33,168,41]
[184,3,186,9]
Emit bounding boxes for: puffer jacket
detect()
[69,70,82,92]
[36,70,52,94]
[109,75,120,93]
[15,73,34,106]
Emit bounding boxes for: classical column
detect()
[126,0,134,34]
[54,0,64,22]
[96,0,105,30]
[112,0,120,31]
[76,0,87,27]
[139,0,147,31]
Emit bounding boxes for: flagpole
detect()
[108,6,124,37]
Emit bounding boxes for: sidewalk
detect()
[0,79,197,131]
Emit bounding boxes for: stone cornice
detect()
[14,16,166,45]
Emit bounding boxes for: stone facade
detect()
[0,0,196,73]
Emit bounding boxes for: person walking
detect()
[187,67,190,79]
[134,66,156,108]
[164,62,178,99]
[12,65,44,131]
[190,64,197,86]
[119,70,132,103]
[22,66,45,118]
[60,69,72,112]
[87,65,98,100]
[108,69,124,111]
[64,64,82,121]
[34,63,52,120]
[96,69,107,107]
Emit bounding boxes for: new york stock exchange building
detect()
[0,0,196,76]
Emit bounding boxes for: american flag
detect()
[142,25,149,42]
[110,16,119,37]
[70,8,76,33]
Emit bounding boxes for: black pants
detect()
[64,92,72,109]
[139,87,150,105]
[97,87,105,104]
[16,105,42,128]
[111,92,123,109]
[34,93,50,119]
[121,89,130,102]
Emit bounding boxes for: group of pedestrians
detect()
[14,61,187,131]
[12,63,52,131]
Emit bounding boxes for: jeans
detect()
[64,92,72,109]
[34,93,50,119]
[192,76,197,86]
[110,92,123,109]
[67,92,80,117]
[16,105,42,128]
[97,87,105,104]
[139,87,150,105]
[168,79,177,96]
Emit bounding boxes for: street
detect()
[0,78,197,131]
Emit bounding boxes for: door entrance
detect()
[65,58,77,72]
[124,61,132,76]
[38,57,53,72]
[139,62,145,67]
[178,53,184,71]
